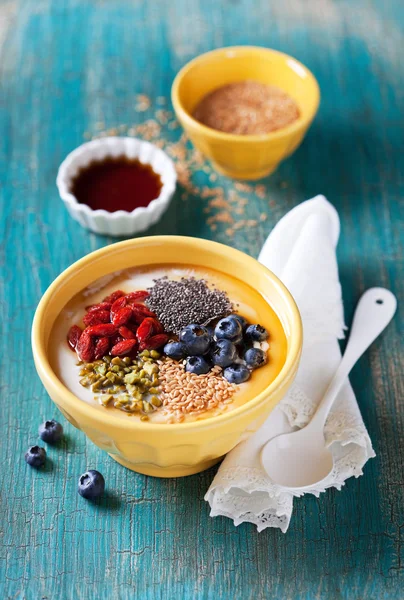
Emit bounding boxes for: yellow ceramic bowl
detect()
[171,46,320,180]
[32,236,302,478]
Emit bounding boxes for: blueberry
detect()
[237,338,253,354]
[210,339,238,368]
[38,419,63,443]
[223,363,251,384]
[206,324,215,338]
[245,324,268,342]
[214,316,242,343]
[244,347,267,369]
[25,446,46,468]
[78,470,105,500]
[163,341,187,361]
[230,314,248,331]
[185,355,211,375]
[179,324,211,356]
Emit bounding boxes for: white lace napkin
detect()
[205,195,375,532]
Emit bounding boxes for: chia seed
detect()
[146,277,233,335]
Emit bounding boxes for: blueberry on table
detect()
[38,419,64,443]
[179,324,211,356]
[78,470,105,500]
[244,347,267,369]
[210,339,238,368]
[185,355,211,375]
[25,446,46,468]
[163,341,187,361]
[245,324,268,342]
[223,364,251,384]
[214,316,243,343]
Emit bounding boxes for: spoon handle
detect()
[313,288,397,428]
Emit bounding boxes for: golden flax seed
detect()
[159,358,237,416]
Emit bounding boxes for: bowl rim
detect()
[171,45,320,143]
[32,236,303,431]
[56,136,177,220]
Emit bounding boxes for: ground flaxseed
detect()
[193,81,299,135]
[145,277,233,335]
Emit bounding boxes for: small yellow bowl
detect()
[32,236,302,478]
[172,46,320,180]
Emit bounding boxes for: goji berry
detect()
[83,309,111,327]
[133,302,155,315]
[110,297,127,324]
[85,302,112,313]
[118,326,136,340]
[136,318,155,343]
[85,323,117,337]
[76,332,95,362]
[140,333,168,351]
[94,337,110,360]
[103,290,125,304]
[112,306,132,327]
[124,321,138,333]
[149,318,164,334]
[110,333,124,346]
[110,339,138,356]
[131,304,156,323]
[110,295,127,314]
[67,325,82,351]
[125,290,149,303]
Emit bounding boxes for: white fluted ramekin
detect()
[56,137,177,236]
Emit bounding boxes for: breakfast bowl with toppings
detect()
[32,236,302,477]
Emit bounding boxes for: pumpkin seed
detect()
[78,351,163,416]
[143,362,158,375]
[111,357,126,367]
[95,363,107,376]
[124,372,138,385]
[142,401,153,413]
[92,377,107,392]
[114,394,130,408]
[98,394,113,406]
[150,396,162,407]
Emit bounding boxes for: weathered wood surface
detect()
[0,1,403,598]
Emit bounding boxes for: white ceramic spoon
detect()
[261,287,397,490]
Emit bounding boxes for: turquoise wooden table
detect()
[1,1,403,598]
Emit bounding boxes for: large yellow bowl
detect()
[32,236,302,477]
[172,46,320,180]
